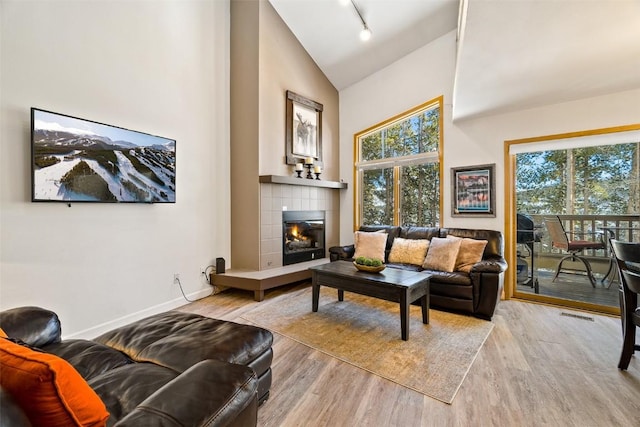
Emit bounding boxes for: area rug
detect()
[240,286,494,404]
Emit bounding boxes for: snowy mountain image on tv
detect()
[32,109,175,203]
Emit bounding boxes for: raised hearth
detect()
[211,259,330,301]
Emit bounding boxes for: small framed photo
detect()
[451,163,496,217]
[285,90,323,165]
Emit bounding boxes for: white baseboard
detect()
[65,288,213,340]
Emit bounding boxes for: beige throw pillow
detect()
[422,237,462,272]
[388,238,430,266]
[447,236,488,273]
[353,231,387,261]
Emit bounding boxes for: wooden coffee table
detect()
[309,261,430,341]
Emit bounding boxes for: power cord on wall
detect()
[202,265,216,285]
[176,265,219,303]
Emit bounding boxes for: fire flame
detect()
[289,225,307,241]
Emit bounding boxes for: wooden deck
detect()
[516,265,619,308]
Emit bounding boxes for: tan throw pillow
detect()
[389,237,429,265]
[388,238,430,266]
[422,237,462,272]
[448,236,488,273]
[353,231,387,261]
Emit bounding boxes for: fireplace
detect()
[282,210,325,265]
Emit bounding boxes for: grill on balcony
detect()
[517,213,543,293]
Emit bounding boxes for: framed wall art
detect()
[285,90,323,165]
[451,163,496,217]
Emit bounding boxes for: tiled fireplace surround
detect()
[259,183,339,270]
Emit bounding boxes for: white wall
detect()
[339,29,640,243]
[0,0,230,337]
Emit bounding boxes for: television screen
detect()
[31,108,175,203]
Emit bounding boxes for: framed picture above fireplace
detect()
[285,90,323,166]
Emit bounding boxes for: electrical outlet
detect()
[173,273,180,284]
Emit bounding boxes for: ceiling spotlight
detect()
[360,25,372,41]
[350,0,372,42]
[338,0,350,6]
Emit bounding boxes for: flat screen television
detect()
[31,108,175,203]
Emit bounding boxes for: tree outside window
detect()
[516,143,640,215]
[355,97,442,228]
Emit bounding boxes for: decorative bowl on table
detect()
[353,260,386,273]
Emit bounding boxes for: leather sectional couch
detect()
[329,225,507,320]
[0,306,273,426]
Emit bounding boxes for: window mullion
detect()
[356,152,438,170]
[393,166,400,225]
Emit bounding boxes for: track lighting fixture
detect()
[360,24,372,41]
[340,0,372,42]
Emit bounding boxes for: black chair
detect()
[543,216,607,287]
[610,239,640,370]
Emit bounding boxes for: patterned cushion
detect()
[422,237,462,272]
[388,238,430,266]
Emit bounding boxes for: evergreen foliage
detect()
[60,160,117,201]
[516,143,639,215]
[34,155,60,168]
[121,149,164,186]
[359,106,441,227]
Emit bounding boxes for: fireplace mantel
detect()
[259,175,347,189]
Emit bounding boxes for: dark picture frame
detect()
[285,90,323,165]
[451,163,496,217]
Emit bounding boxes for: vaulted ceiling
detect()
[269,0,640,121]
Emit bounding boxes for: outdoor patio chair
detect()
[543,216,607,287]
[610,239,640,370]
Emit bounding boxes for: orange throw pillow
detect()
[0,337,109,427]
[0,328,7,338]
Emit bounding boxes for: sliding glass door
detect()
[505,125,640,314]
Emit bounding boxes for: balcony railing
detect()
[515,214,638,310]
[524,214,640,258]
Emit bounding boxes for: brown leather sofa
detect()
[0,306,273,426]
[329,225,507,320]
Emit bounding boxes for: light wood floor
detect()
[180,283,640,427]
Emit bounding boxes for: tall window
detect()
[355,96,443,228]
